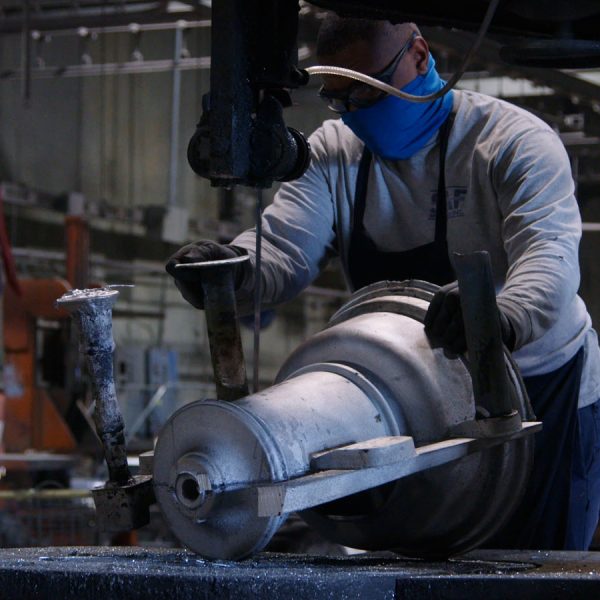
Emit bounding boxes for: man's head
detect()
[316,15,430,112]
[315,15,453,160]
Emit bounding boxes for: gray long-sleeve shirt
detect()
[234,89,600,408]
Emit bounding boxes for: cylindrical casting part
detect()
[153,364,397,559]
[153,280,532,560]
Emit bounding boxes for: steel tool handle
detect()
[175,256,250,401]
[453,251,516,420]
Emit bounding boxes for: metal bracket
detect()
[255,422,541,517]
[310,436,416,470]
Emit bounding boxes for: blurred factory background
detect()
[0,0,599,550]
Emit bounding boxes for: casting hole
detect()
[181,478,200,502]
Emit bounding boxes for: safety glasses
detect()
[318,31,417,114]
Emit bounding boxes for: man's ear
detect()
[413,37,430,74]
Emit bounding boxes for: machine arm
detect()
[187,0,600,190]
[187,0,311,188]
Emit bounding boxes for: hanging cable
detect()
[253,189,263,394]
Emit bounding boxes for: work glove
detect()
[424,281,516,355]
[165,240,248,309]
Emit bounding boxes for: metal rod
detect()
[32,19,211,37]
[253,189,263,393]
[21,0,32,104]
[0,3,192,35]
[125,383,168,443]
[167,25,183,208]
[0,57,210,80]
[0,46,311,81]
[453,251,515,418]
[175,258,249,401]
[202,262,249,401]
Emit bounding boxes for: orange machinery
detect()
[3,278,77,453]
[2,214,91,453]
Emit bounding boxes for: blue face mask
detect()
[341,56,453,160]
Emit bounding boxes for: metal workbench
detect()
[0,546,599,599]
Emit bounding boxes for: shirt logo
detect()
[429,187,467,220]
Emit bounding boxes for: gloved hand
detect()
[424,281,516,354]
[165,240,248,309]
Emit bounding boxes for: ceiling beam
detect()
[423,27,600,107]
[0,2,208,34]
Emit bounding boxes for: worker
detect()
[166,16,600,550]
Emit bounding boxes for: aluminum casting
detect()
[56,287,154,531]
[153,278,539,560]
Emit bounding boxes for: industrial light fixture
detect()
[166,1,194,12]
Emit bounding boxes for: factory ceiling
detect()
[0,1,209,32]
[2,1,600,194]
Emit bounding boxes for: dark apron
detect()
[347,115,587,550]
[348,113,456,290]
[489,348,584,549]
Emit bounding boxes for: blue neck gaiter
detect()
[342,56,453,160]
